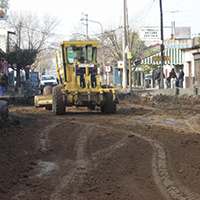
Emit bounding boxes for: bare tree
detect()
[4,11,60,86]
[7,11,60,52]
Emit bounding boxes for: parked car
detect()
[39,75,58,93]
[145,74,153,88]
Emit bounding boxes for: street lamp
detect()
[80,14,103,40]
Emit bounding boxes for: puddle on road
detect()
[136,117,185,126]
[164,118,181,125]
[36,161,59,178]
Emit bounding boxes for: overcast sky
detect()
[8,0,200,40]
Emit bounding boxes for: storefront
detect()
[136,38,200,89]
[183,37,200,88]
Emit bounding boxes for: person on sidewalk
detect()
[169,68,177,89]
[165,75,171,89]
[155,66,165,89]
[178,69,184,88]
[0,71,6,96]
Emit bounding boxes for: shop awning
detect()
[137,48,183,65]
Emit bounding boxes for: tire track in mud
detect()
[52,118,200,200]
[106,113,200,200]
[185,114,200,134]
[50,124,94,199]
[36,113,200,200]
[49,121,129,199]
[38,122,60,152]
[100,122,200,200]
[132,133,200,200]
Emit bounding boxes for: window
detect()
[42,76,55,81]
[66,46,97,63]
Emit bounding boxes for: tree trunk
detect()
[25,68,30,80]
[15,68,21,90]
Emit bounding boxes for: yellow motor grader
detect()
[34,40,118,115]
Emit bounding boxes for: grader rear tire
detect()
[101,92,116,114]
[43,86,52,95]
[52,86,65,115]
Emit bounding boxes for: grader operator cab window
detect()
[66,46,97,64]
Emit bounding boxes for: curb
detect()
[0,100,8,128]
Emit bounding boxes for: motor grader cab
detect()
[34,40,117,115]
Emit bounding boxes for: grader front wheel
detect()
[101,92,116,114]
[43,86,52,95]
[43,86,53,110]
[52,86,65,115]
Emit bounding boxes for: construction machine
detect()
[34,40,118,114]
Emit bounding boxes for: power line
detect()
[88,0,107,18]
[85,0,102,16]
[138,1,158,22]
[133,0,158,22]
[134,0,154,19]
[167,0,185,12]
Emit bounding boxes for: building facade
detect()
[137,37,200,89]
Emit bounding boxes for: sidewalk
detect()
[119,86,199,96]
[1,86,199,100]
[0,87,18,99]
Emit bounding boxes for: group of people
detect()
[166,68,184,89]
[155,67,184,89]
[0,71,8,96]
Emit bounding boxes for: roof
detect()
[136,48,183,66]
[60,40,100,48]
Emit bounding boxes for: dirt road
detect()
[1,94,200,200]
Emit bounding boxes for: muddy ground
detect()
[1,93,200,200]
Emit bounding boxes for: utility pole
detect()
[85,14,88,40]
[81,13,88,40]
[160,0,164,89]
[18,22,22,49]
[122,0,127,89]
[126,6,132,92]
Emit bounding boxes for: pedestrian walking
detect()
[155,66,165,89]
[3,73,8,91]
[169,68,177,89]
[165,75,171,89]
[178,69,184,88]
[0,71,6,96]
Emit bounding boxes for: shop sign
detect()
[175,27,191,39]
[165,39,192,49]
[153,56,171,61]
[165,43,190,48]
[140,27,161,41]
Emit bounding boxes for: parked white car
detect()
[145,74,153,88]
[40,75,58,92]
